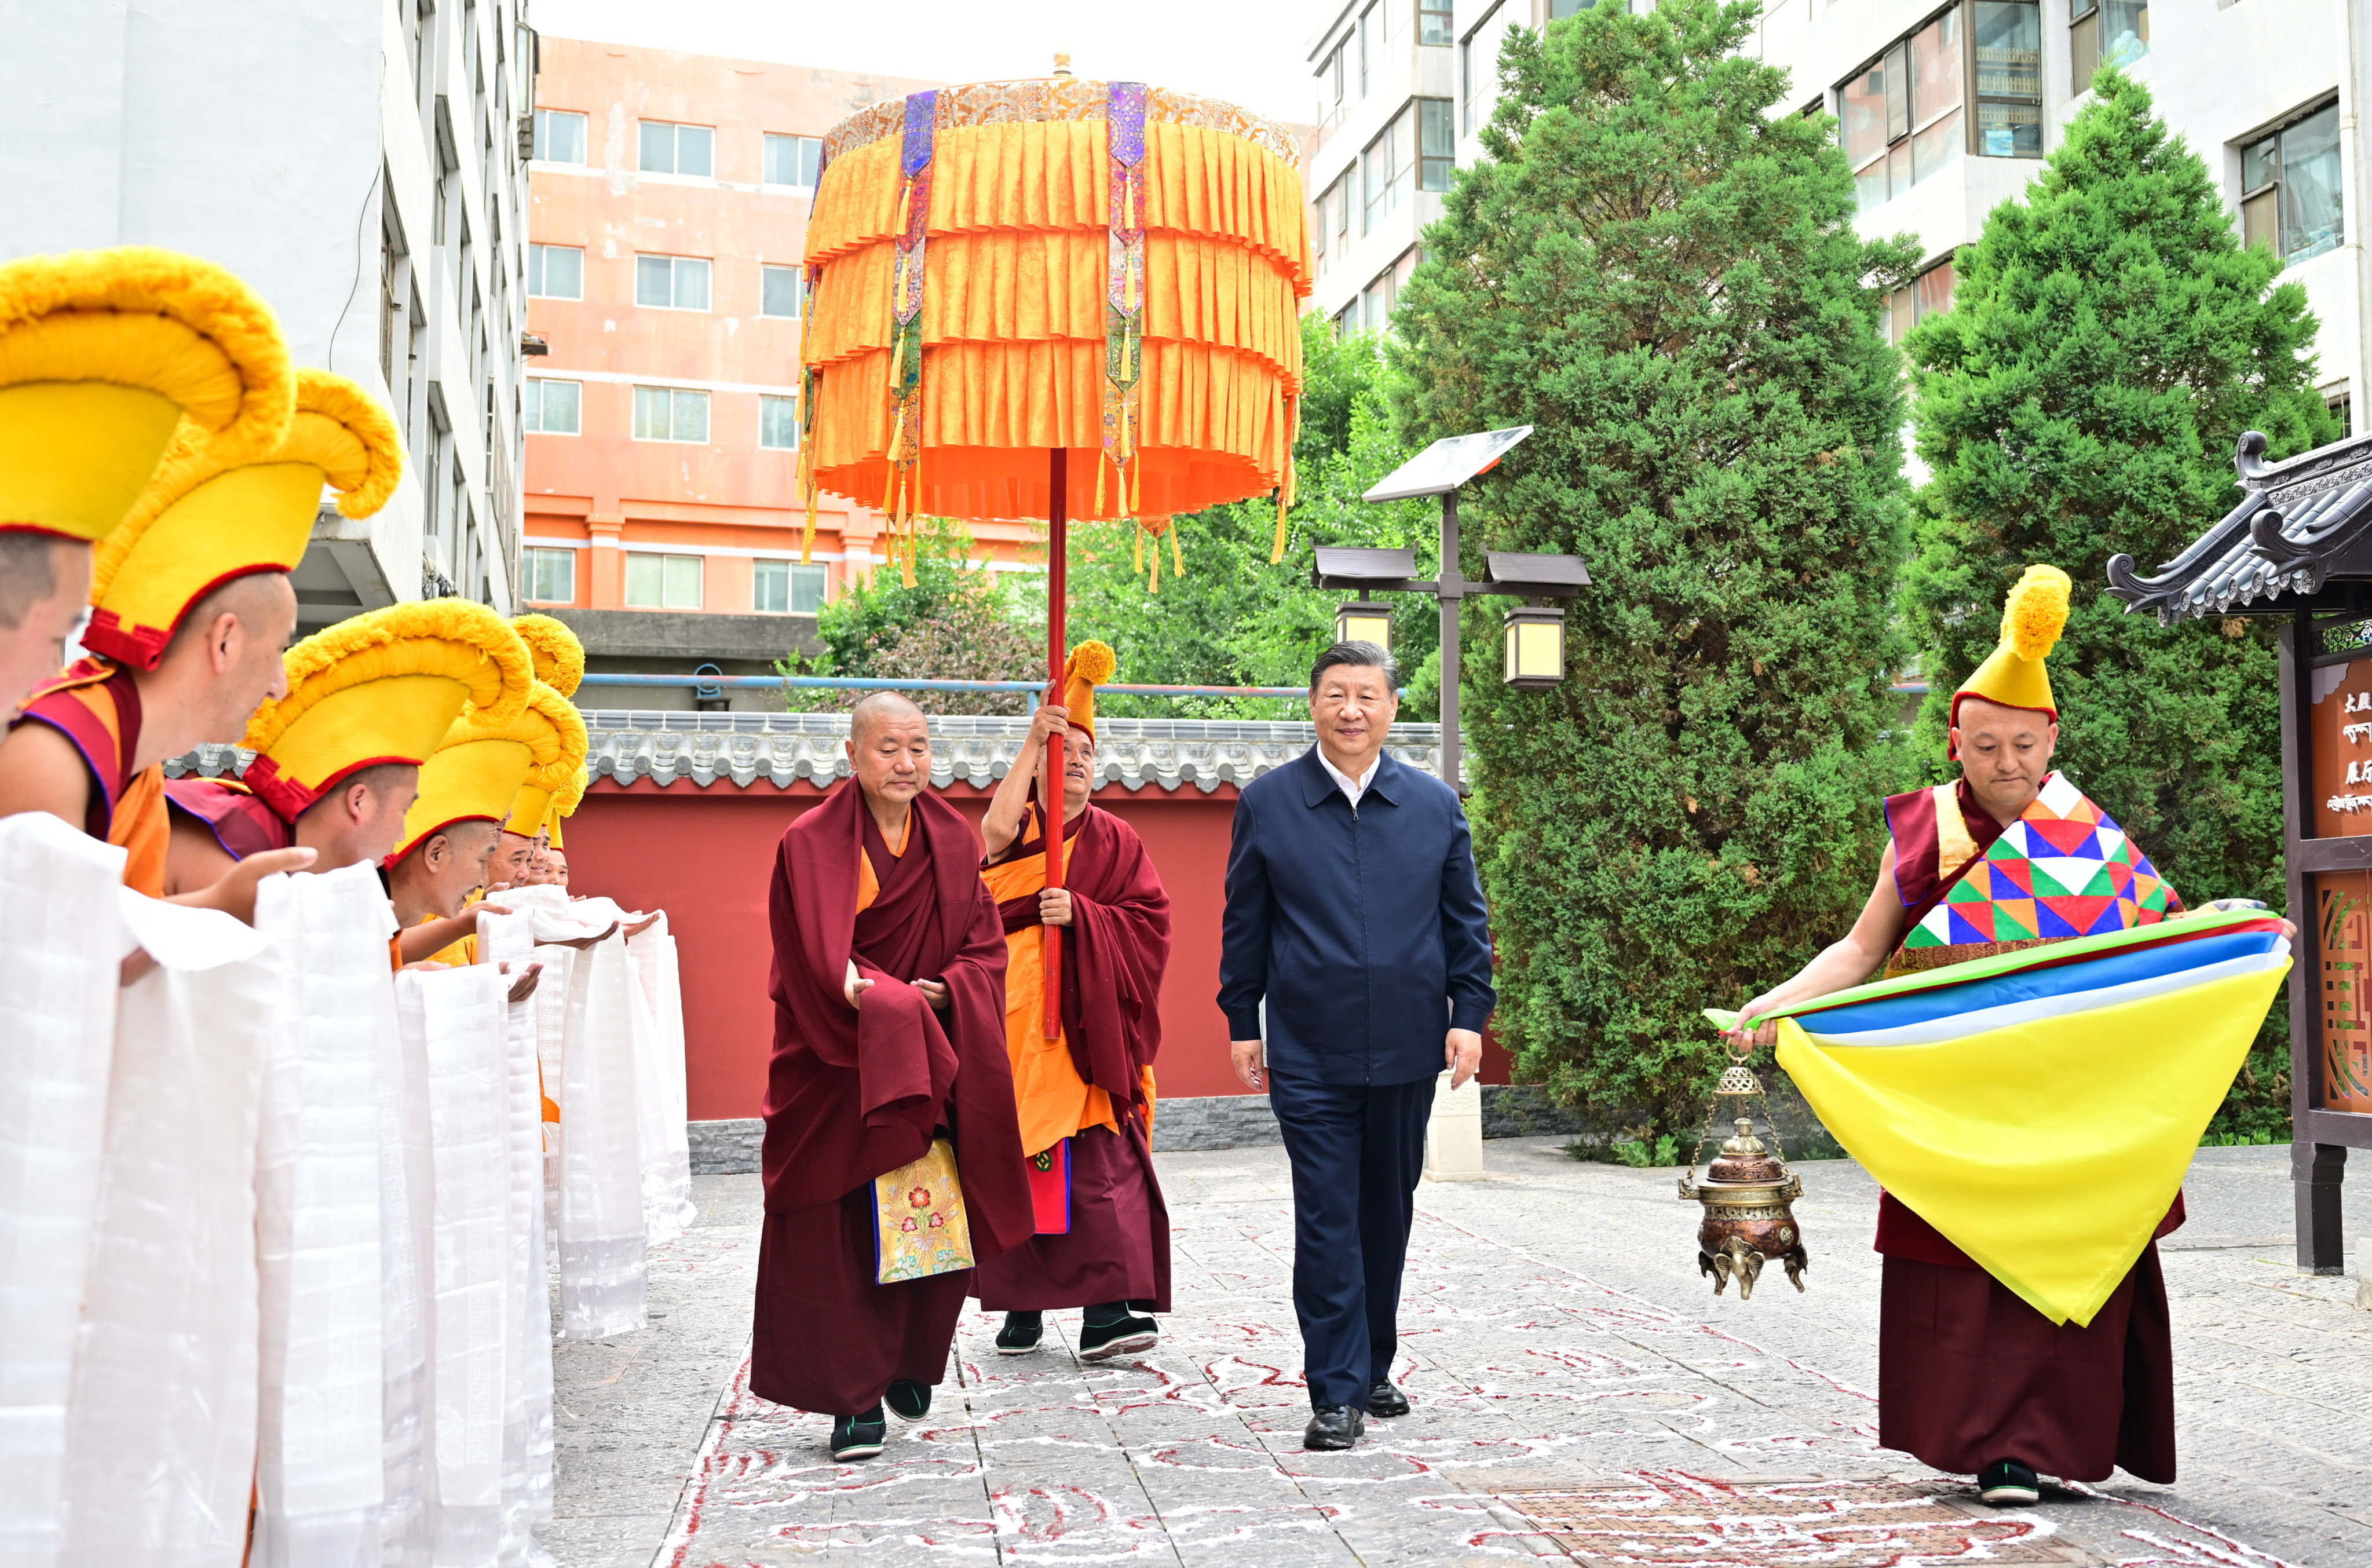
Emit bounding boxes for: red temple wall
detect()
[568,775,1515,1120]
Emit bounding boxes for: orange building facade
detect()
[522,40,1043,620]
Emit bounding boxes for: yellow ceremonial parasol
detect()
[799,57,1314,1035]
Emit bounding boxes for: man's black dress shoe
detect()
[885,1378,931,1421]
[1366,1380,1410,1418]
[995,1311,1043,1354]
[1303,1405,1365,1450]
[831,1406,887,1461]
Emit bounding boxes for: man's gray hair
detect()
[1310,639,1398,692]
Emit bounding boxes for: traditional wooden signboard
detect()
[2109,430,2372,1273]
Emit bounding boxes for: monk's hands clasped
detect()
[1039,887,1073,927]
[843,958,873,1009]
[913,978,951,1011]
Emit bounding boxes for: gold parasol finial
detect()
[1052,50,1073,77]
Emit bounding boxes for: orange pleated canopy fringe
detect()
[802,81,1314,523]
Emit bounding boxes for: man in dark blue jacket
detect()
[1218,639,1496,1452]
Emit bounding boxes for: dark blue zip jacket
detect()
[1217,746,1495,1085]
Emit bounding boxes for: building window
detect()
[1418,98,1454,191]
[1463,2,1514,136]
[522,547,576,603]
[2243,102,2344,269]
[1883,259,1956,345]
[1362,104,1420,235]
[527,243,582,299]
[631,385,710,443]
[2070,0,2146,90]
[637,120,715,178]
[626,552,704,610]
[753,559,828,615]
[1840,2,2033,214]
[1549,0,1595,16]
[522,378,581,434]
[763,133,823,189]
[635,254,712,310]
[759,394,799,450]
[761,264,805,318]
[1420,0,1453,45]
[1972,2,2042,159]
[1336,301,1361,337]
[532,108,586,163]
[2327,389,2353,437]
[1358,1,1381,96]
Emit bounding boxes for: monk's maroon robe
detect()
[975,806,1174,1313]
[1874,777,2181,1483]
[752,784,1031,1416]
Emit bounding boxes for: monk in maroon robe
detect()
[1733,687,2247,1504]
[754,693,1032,1461]
[974,698,1172,1359]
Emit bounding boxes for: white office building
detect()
[1427,0,2364,427]
[0,0,540,633]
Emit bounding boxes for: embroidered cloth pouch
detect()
[873,1138,975,1282]
[1027,1138,1072,1236]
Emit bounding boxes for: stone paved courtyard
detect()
[544,1139,2372,1568]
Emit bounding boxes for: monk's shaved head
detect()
[849,690,926,744]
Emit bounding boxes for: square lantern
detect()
[1336,600,1394,651]
[1503,605,1566,689]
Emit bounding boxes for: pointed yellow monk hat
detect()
[510,612,585,697]
[503,689,590,838]
[86,367,402,668]
[1058,639,1116,739]
[239,600,535,823]
[0,246,294,542]
[390,680,575,865]
[1953,564,2071,732]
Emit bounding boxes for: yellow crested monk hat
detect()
[239,600,535,823]
[84,367,401,668]
[389,680,576,865]
[0,245,294,542]
[543,761,589,850]
[1952,564,2072,739]
[1057,640,1116,739]
[510,611,584,697]
[503,688,589,840]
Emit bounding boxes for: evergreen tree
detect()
[1902,70,2337,1137]
[1388,0,1918,1139]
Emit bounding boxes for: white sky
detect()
[531,0,1329,126]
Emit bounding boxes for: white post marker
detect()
[1424,1071,1486,1182]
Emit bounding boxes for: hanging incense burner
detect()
[1676,1050,1808,1299]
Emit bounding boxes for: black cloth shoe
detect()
[1978,1460,2041,1505]
[1366,1380,1410,1419]
[1077,1312,1158,1362]
[830,1406,887,1461]
[1303,1405,1365,1451]
[885,1379,931,1421]
[995,1311,1043,1355]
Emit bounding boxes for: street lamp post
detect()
[1314,426,1588,792]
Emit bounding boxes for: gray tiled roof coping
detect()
[166,712,1464,795]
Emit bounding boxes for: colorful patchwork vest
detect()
[1883,771,2180,975]
[14,658,169,896]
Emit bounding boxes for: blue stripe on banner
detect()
[1801,951,2287,1047]
[1796,930,2285,1037]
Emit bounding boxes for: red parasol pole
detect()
[1041,446,1068,1040]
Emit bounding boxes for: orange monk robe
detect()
[973,804,1173,1315]
[12,659,169,895]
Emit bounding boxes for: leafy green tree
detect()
[1388,0,1918,1139]
[780,517,1039,714]
[1902,70,2337,1139]
[1066,315,1441,719]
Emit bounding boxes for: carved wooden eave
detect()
[2107,430,2372,625]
